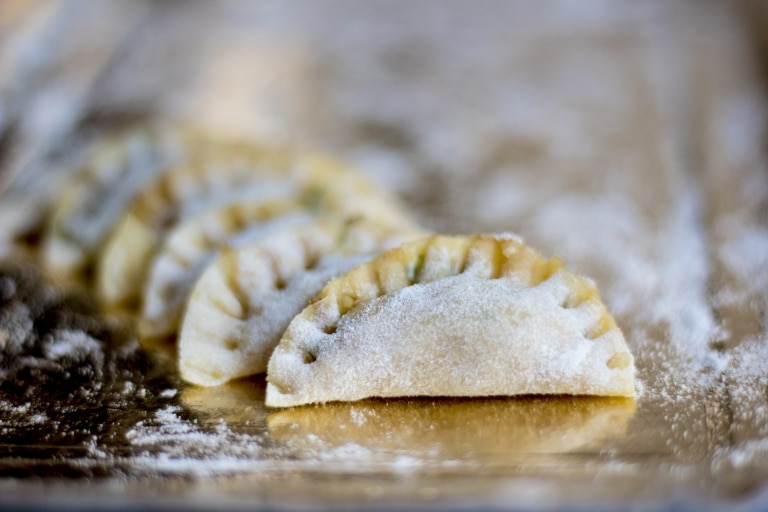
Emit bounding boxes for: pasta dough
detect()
[139,203,310,341]
[266,234,635,407]
[94,144,297,308]
[139,156,419,340]
[178,217,424,387]
[95,150,415,309]
[41,127,189,279]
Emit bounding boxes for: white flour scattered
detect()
[124,405,266,474]
[2,0,768,502]
[122,404,434,476]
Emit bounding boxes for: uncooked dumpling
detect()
[95,150,414,309]
[178,217,425,387]
[94,144,296,308]
[266,234,635,407]
[138,202,310,341]
[139,156,419,340]
[40,126,205,279]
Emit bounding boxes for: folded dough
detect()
[178,217,425,387]
[266,234,635,407]
[139,155,420,340]
[139,203,310,341]
[95,150,415,309]
[41,126,191,279]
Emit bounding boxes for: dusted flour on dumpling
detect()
[95,145,298,308]
[40,127,206,279]
[139,152,422,342]
[96,149,417,310]
[266,234,635,407]
[178,217,425,387]
[139,205,312,342]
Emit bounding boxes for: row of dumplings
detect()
[39,128,420,364]
[34,126,636,407]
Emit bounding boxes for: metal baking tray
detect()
[2,1,768,509]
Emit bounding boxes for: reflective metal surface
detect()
[2,1,768,510]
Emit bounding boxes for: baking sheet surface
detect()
[1,0,768,509]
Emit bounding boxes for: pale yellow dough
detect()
[95,143,294,308]
[266,234,635,407]
[41,126,195,279]
[178,217,425,387]
[138,201,308,341]
[95,150,415,309]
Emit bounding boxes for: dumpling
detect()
[266,234,636,407]
[95,150,415,309]
[139,159,420,341]
[178,217,425,387]
[94,144,296,308]
[138,202,310,341]
[40,126,201,279]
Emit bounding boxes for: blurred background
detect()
[3,0,766,234]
